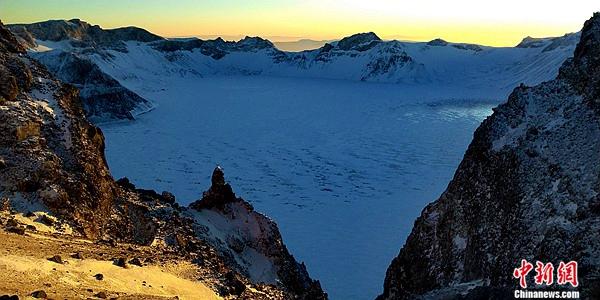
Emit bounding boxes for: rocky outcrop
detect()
[360,44,418,81]
[0,20,325,299]
[106,167,327,299]
[153,35,283,58]
[427,38,449,47]
[379,13,600,300]
[188,167,327,299]
[336,32,381,51]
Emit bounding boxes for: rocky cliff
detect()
[0,20,325,299]
[8,19,156,122]
[0,20,116,238]
[378,13,600,300]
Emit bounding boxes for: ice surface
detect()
[100,75,499,299]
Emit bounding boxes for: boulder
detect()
[47,255,63,264]
[30,291,47,299]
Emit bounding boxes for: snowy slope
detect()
[87,32,577,95]
[8,20,578,100]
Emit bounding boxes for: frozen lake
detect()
[101,76,498,300]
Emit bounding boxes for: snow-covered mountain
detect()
[378,13,600,300]
[8,19,161,122]
[8,19,578,121]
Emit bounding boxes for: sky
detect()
[2,0,600,46]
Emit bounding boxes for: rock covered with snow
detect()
[378,13,600,299]
[188,167,327,299]
[335,32,382,51]
[427,38,449,47]
[517,32,581,53]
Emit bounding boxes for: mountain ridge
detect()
[6,19,580,122]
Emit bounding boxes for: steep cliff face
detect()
[0,21,116,238]
[379,13,600,299]
[0,21,326,299]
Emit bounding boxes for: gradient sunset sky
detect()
[2,0,600,46]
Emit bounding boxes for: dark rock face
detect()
[153,35,282,60]
[189,166,237,211]
[379,13,600,299]
[336,32,381,51]
[427,38,449,47]
[153,38,229,59]
[34,51,152,121]
[427,38,483,52]
[0,23,26,53]
[361,45,414,81]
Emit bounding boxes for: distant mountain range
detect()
[273,39,337,52]
[7,19,579,121]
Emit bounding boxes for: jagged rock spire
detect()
[190,167,237,211]
[211,165,225,186]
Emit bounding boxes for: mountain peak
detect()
[7,19,163,44]
[0,21,26,53]
[516,36,548,48]
[238,36,274,49]
[427,38,448,46]
[573,12,600,65]
[559,12,600,105]
[337,32,381,50]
